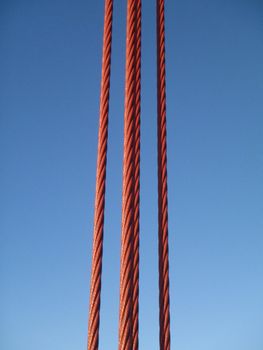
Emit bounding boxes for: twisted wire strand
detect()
[131,0,141,349]
[118,0,137,349]
[157,0,171,349]
[87,1,113,349]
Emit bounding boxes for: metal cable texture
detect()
[88,1,171,348]
[131,1,141,349]
[157,0,171,349]
[118,0,137,348]
[87,1,113,349]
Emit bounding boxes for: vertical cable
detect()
[118,0,136,348]
[87,1,113,349]
[131,0,141,349]
[157,0,171,349]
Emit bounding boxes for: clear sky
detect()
[1,0,263,349]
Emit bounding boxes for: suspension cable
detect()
[87,1,113,349]
[157,0,171,349]
[118,0,137,348]
[88,1,171,348]
[131,0,141,349]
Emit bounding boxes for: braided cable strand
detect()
[87,1,113,349]
[118,0,136,348]
[157,0,171,349]
[131,1,141,349]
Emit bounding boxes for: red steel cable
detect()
[87,1,113,349]
[157,0,171,349]
[118,0,137,348]
[131,1,141,349]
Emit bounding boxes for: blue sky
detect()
[1,0,263,349]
